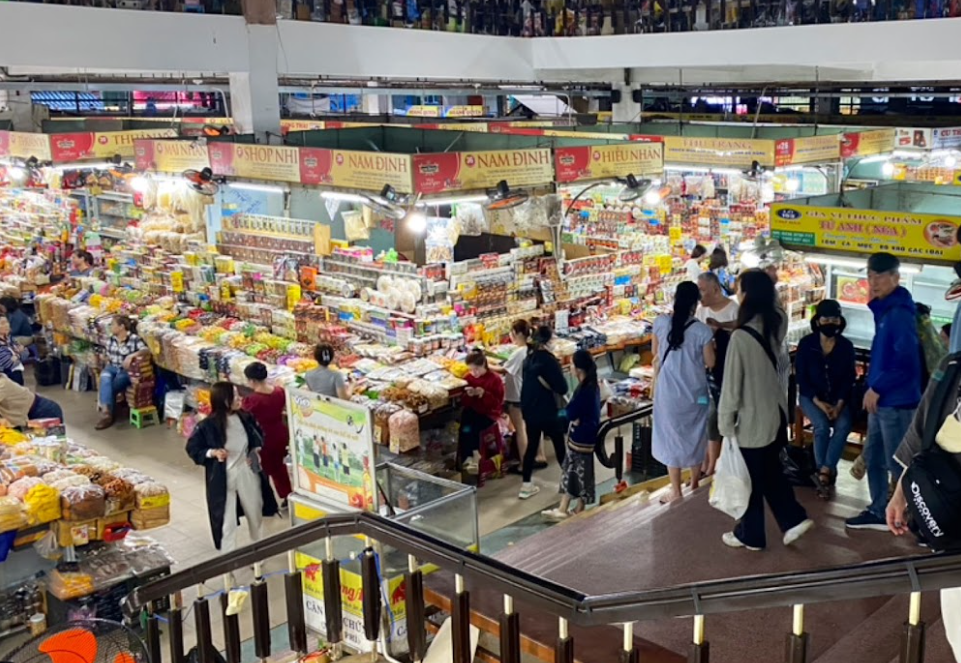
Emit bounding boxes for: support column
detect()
[362,94,389,116]
[612,82,641,124]
[229,0,282,142]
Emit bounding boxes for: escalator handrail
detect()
[594,402,653,470]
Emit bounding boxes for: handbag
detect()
[537,375,569,409]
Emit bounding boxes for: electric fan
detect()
[0,619,149,663]
[182,167,220,196]
[753,236,785,266]
[359,184,408,221]
[202,125,231,138]
[615,174,654,202]
[484,180,529,211]
[742,160,765,181]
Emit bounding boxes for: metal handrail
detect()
[594,403,653,481]
[122,510,961,628]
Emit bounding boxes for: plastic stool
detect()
[130,406,160,429]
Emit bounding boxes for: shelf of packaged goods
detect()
[95,228,127,240]
[322,257,421,282]
[96,192,135,203]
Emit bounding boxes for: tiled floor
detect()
[31,381,624,659]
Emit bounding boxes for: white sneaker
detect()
[541,508,568,522]
[783,519,815,547]
[462,459,479,474]
[722,532,762,551]
[518,483,540,500]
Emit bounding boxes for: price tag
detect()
[669,226,682,243]
[170,271,184,293]
[657,255,673,272]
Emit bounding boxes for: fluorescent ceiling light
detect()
[229,182,287,194]
[50,161,117,171]
[320,191,367,203]
[804,253,921,274]
[416,194,489,207]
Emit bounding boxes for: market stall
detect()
[771,181,961,347]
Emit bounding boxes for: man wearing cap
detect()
[847,252,922,531]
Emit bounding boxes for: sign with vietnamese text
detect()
[841,129,895,158]
[208,143,301,182]
[663,136,774,167]
[412,148,553,194]
[770,203,961,264]
[554,143,663,183]
[775,135,840,166]
[299,148,413,192]
[134,139,210,173]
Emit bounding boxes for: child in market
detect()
[459,349,505,474]
[542,350,601,521]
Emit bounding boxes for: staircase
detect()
[119,496,961,663]
[485,483,956,663]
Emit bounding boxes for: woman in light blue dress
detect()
[652,281,716,503]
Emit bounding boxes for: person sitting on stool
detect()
[96,315,150,430]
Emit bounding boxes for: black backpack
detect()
[902,353,961,552]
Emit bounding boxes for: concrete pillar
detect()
[229,25,281,141]
[362,94,389,116]
[611,82,641,124]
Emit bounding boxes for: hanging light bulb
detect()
[881,162,896,177]
[785,178,801,193]
[130,176,150,193]
[406,212,428,234]
[644,189,661,206]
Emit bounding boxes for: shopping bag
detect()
[709,437,752,520]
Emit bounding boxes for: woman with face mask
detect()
[796,299,857,500]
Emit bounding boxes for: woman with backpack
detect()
[718,270,814,551]
[519,325,569,500]
[652,281,716,504]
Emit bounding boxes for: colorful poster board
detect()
[208,143,301,182]
[771,203,961,264]
[663,136,775,168]
[299,148,413,192]
[412,148,553,194]
[287,388,376,511]
[775,135,840,166]
[134,139,210,173]
[554,143,663,182]
[841,129,895,158]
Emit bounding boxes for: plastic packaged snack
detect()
[60,485,106,521]
[388,410,420,454]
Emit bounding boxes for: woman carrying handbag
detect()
[187,381,280,552]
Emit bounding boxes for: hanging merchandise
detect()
[454,203,487,237]
[343,210,369,241]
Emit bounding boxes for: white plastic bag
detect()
[599,379,614,403]
[709,437,752,520]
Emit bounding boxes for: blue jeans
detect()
[799,395,853,473]
[28,395,63,423]
[865,407,915,518]
[99,365,131,413]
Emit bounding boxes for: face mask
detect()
[819,324,841,338]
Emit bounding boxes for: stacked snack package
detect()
[125,355,156,410]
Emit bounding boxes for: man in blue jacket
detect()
[847,252,922,531]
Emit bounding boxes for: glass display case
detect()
[817,260,957,350]
[291,462,477,657]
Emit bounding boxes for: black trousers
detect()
[459,409,495,462]
[735,441,808,549]
[522,417,567,482]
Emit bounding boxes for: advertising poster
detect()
[554,143,663,183]
[775,135,840,166]
[6,131,52,161]
[840,129,895,158]
[663,136,774,168]
[771,203,961,264]
[297,547,407,652]
[134,139,210,173]
[287,387,376,511]
[208,143,301,182]
[299,148,413,192]
[49,133,96,162]
[894,127,932,150]
[412,148,553,194]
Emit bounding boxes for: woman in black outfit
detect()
[519,325,569,500]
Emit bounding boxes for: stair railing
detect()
[124,510,961,663]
